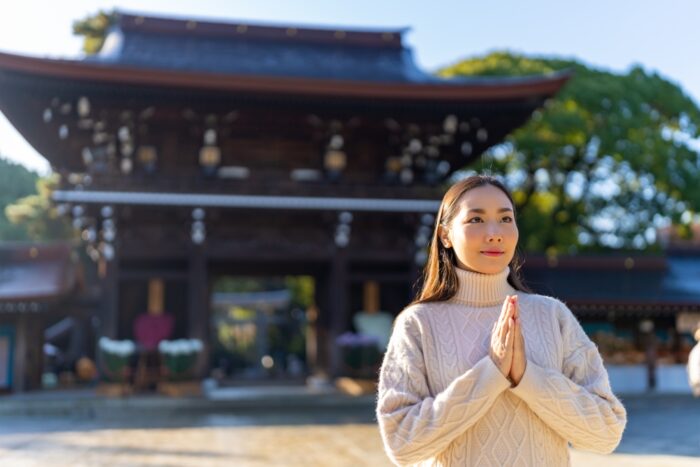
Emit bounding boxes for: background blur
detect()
[1,2,699,466]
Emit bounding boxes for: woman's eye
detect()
[501,216,514,223]
[467,217,482,223]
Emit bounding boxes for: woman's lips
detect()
[480,251,504,257]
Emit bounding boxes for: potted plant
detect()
[336,332,382,379]
[97,337,135,396]
[158,338,204,381]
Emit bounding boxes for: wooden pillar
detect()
[10,314,43,392]
[100,253,119,339]
[12,315,27,393]
[305,302,319,375]
[188,245,209,377]
[328,249,349,378]
[313,273,330,376]
[25,315,43,390]
[640,319,657,391]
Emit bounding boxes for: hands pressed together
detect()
[489,295,526,386]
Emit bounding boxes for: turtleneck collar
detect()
[451,267,516,307]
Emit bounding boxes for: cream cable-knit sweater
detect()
[376,267,627,466]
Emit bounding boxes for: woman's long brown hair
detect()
[411,175,531,306]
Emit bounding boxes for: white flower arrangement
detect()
[98,337,135,382]
[158,338,204,355]
[158,339,204,381]
[98,337,136,357]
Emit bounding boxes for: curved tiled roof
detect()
[0,243,77,305]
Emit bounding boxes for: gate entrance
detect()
[209,276,313,382]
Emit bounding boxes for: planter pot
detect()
[96,382,133,397]
[157,381,202,397]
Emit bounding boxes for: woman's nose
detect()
[486,227,503,242]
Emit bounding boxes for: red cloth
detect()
[133,313,174,350]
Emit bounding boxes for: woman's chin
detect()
[461,263,508,275]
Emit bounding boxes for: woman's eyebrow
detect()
[467,207,514,214]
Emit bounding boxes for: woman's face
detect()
[440,184,519,275]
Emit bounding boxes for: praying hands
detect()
[489,295,527,385]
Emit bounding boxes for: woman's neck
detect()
[451,267,516,306]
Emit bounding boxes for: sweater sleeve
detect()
[510,300,627,454]
[376,309,512,466]
[688,345,700,396]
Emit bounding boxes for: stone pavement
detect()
[0,391,698,466]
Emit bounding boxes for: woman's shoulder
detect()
[517,291,572,317]
[520,292,589,344]
[395,301,453,326]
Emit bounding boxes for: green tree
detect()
[72,10,117,55]
[440,52,700,253]
[4,174,73,241]
[0,157,39,240]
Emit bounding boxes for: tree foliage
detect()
[0,157,39,240]
[440,52,700,253]
[3,170,73,241]
[72,10,117,55]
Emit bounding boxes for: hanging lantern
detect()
[121,157,133,175]
[324,133,346,182]
[81,226,97,243]
[101,242,115,261]
[118,126,131,142]
[443,114,458,134]
[199,129,221,177]
[334,211,352,247]
[77,97,91,118]
[137,146,158,174]
[384,156,402,184]
[199,146,221,176]
[191,220,206,244]
[81,147,93,166]
[102,218,116,242]
[191,209,206,244]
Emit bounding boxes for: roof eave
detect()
[0,51,571,102]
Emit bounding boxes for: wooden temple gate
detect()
[0,12,567,380]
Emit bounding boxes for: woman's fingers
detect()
[506,317,515,347]
[495,300,507,340]
[491,296,520,378]
[499,297,515,342]
[499,295,511,320]
[501,297,515,342]
[509,315,527,385]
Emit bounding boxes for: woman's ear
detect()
[438,225,452,249]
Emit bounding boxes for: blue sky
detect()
[1,0,699,174]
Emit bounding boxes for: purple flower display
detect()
[336,332,380,348]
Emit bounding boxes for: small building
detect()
[523,253,700,392]
[0,11,568,381]
[0,243,81,392]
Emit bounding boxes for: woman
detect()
[688,323,700,397]
[376,175,626,466]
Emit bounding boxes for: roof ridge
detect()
[114,10,408,49]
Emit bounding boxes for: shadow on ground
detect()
[1,393,699,458]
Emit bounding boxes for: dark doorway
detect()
[209,275,313,383]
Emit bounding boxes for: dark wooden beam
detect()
[100,253,120,339]
[328,248,349,377]
[188,244,209,377]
